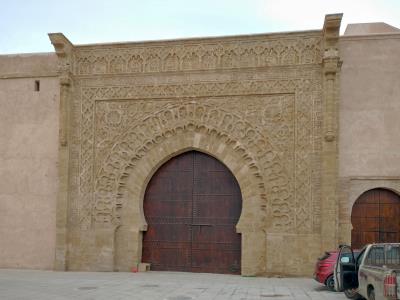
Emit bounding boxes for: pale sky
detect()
[1,0,400,54]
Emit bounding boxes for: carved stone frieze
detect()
[73,35,322,75]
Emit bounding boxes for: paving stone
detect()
[0,270,347,300]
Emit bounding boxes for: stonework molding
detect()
[322,13,342,142]
[73,33,322,76]
[49,33,74,271]
[81,79,309,101]
[49,33,73,147]
[319,14,342,252]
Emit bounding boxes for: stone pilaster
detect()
[49,33,74,270]
[320,14,342,252]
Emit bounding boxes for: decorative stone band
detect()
[81,79,314,101]
[73,35,322,75]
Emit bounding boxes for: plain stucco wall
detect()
[338,32,400,245]
[0,53,59,269]
[339,34,400,178]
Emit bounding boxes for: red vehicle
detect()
[314,250,339,291]
[315,249,360,291]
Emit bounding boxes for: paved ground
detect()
[0,269,347,300]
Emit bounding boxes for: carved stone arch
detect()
[94,102,287,225]
[350,187,400,248]
[124,130,266,224]
[109,56,126,73]
[349,185,400,232]
[340,179,400,246]
[349,183,400,209]
[281,46,299,65]
[112,128,267,275]
[96,101,288,275]
[182,51,200,70]
[163,53,180,71]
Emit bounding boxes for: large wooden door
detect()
[142,151,242,274]
[351,188,400,249]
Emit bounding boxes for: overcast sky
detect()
[1,0,399,54]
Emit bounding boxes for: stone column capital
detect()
[323,14,343,50]
[60,76,71,87]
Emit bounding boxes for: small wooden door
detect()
[142,151,242,274]
[351,188,400,249]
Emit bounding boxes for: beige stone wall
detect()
[338,29,400,244]
[0,53,59,269]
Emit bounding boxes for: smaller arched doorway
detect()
[142,151,242,274]
[351,188,400,249]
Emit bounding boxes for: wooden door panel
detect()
[361,218,380,231]
[351,188,400,249]
[145,223,191,241]
[193,195,240,219]
[363,231,380,245]
[379,232,399,243]
[191,225,241,274]
[143,241,191,271]
[142,152,194,271]
[191,152,241,273]
[351,230,361,246]
[351,203,379,218]
[146,201,191,218]
[380,204,399,225]
[381,218,399,232]
[142,151,242,274]
[191,250,241,274]
[380,189,399,204]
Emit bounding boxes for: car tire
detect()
[325,275,335,291]
[368,289,375,300]
[344,288,363,299]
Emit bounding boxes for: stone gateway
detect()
[49,14,341,276]
[1,14,400,276]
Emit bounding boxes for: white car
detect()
[334,243,400,300]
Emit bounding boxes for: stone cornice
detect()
[0,72,57,79]
[74,30,322,50]
[48,33,74,58]
[340,32,400,41]
[323,13,343,51]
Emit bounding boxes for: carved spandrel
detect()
[94,95,296,175]
[89,93,318,232]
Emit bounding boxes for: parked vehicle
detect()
[335,243,400,300]
[315,249,360,291]
[315,250,338,291]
